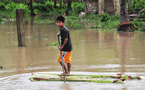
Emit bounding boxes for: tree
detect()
[54,0,57,8]
[79,0,82,3]
[118,0,135,32]
[120,0,129,24]
[60,0,62,7]
[63,0,66,6]
[128,0,132,14]
[65,0,72,15]
[30,0,36,16]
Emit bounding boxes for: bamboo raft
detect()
[30,72,145,83]
[31,73,124,83]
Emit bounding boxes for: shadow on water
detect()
[0,15,145,89]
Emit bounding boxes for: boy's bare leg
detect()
[67,63,71,75]
[59,62,68,75]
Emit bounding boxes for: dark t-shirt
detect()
[60,26,73,51]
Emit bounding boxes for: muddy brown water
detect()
[0,17,145,90]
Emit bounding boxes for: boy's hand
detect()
[58,46,63,50]
[56,33,60,37]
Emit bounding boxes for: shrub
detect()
[131,18,145,30]
[5,2,17,11]
[85,13,99,20]
[0,2,6,11]
[100,14,110,22]
[72,2,85,14]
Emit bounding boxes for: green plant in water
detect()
[49,42,58,46]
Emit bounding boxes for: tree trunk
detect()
[128,0,132,14]
[54,0,57,8]
[30,0,36,16]
[120,0,129,24]
[63,0,66,6]
[68,0,72,10]
[25,0,27,5]
[133,0,135,9]
[74,0,76,3]
[79,0,82,3]
[117,0,136,32]
[60,0,62,7]
[36,0,39,3]
[18,0,20,4]
[65,0,72,15]
[16,9,25,47]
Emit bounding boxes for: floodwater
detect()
[0,16,145,90]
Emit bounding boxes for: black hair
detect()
[56,16,65,23]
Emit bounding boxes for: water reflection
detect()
[17,47,25,74]
[118,32,134,74]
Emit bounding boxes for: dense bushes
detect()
[0,1,85,16]
[130,0,145,17]
[33,1,54,13]
[72,2,85,15]
[0,2,30,16]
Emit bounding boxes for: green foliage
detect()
[49,42,58,46]
[33,3,47,12]
[85,13,99,20]
[88,14,120,29]
[130,0,145,17]
[5,2,17,11]
[0,2,30,18]
[0,0,11,4]
[90,25,101,29]
[100,14,110,22]
[0,18,2,21]
[64,16,83,29]
[33,1,66,15]
[131,0,145,10]
[72,2,85,14]
[0,2,6,11]
[0,1,84,18]
[131,18,145,30]
[71,23,82,29]
[69,16,79,20]
[110,15,120,21]
[16,3,30,14]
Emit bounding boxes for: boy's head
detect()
[56,16,65,28]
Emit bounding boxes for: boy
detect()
[56,16,73,76]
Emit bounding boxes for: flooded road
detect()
[0,17,145,90]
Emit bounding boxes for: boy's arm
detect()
[56,33,60,36]
[59,38,68,50]
[62,38,68,47]
[59,30,69,50]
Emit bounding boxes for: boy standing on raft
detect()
[56,16,73,76]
